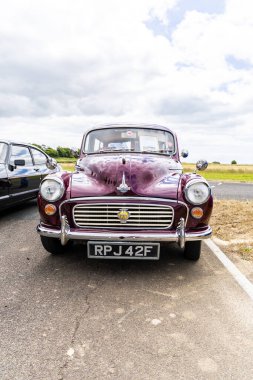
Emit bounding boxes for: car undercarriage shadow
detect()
[0,199,38,221]
[35,241,205,287]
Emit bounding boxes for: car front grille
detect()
[73,203,174,229]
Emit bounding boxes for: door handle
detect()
[34,168,40,172]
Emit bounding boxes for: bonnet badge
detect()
[117,172,131,193]
[117,209,130,223]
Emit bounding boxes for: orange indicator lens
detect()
[45,204,57,216]
[191,207,203,219]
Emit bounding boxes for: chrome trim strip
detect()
[58,196,189,230]
[61,215,70,245]
[177,218,185,249]
[37,223,212,243]
[72,202,175,230]
[7,174,39,179]
[10,189,38,197]
[60,196,188,211]
[0,195,10,200]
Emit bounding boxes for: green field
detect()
[60,162,76,171]
[56,157,77,163]
[58,160,253,182]
[183,163,253,182]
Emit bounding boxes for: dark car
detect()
[0,140,60,211]
[37,124,213,261]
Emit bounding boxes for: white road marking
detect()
[205,239,253,301]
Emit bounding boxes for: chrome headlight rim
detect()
[40,176,65,202]
[184,179,211,205]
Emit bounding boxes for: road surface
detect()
[1,201,253,380]
[209,181,253,200]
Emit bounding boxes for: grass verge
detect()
[211,200,253,260]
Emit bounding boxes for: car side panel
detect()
[7,144,41,202]
[30,147,54,183]
[0,163,10,210]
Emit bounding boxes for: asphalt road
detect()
[209,181,253,200]
[1,200,253,380]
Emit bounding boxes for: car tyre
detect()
[40,236,69,255]
[183,241,201,261]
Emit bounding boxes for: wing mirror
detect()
[14,159,25,166]
[46,157,58,170]
[8,159,26,172]
[196,159,208,171]
[181,149,189,158]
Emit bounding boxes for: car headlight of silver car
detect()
[184,181,211,205]
[40,177,65,202]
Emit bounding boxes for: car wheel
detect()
[183,241,201,261]
[40,236,69,255]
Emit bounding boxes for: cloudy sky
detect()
[0,0,253,163]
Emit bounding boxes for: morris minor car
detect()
[0,141,60,211]
[37,124,213,261]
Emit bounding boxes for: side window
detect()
[31,148,47,165]
[9,145,33,166]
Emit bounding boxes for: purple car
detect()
[37,124,213,261]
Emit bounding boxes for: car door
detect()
[7,144,41,201]
[30,147,51,181]
[0,142,10,209]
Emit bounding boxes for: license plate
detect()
[87,241,160,260]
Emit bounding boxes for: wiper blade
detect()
[98,148,135,153]
[158,149,174,155]
[141,149,173,155]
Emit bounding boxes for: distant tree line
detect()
[212,161,238,165]
[33,144,80,158]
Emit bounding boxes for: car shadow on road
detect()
[0,199,38,222]
[34,242,206,288]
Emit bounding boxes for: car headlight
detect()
[184,181,211,205]
[40,178,65,202]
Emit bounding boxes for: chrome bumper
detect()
[37,216,212,249]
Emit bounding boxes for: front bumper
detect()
[37,216,212,249]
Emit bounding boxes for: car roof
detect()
[0,140,48,157]
[84,123,175,135]
[0,140,39,148]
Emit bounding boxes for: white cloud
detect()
[0,0,252,163]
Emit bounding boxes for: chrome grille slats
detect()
[73,203,174,229]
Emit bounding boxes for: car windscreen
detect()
[84,128,175,155]
[0,143,8,163]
